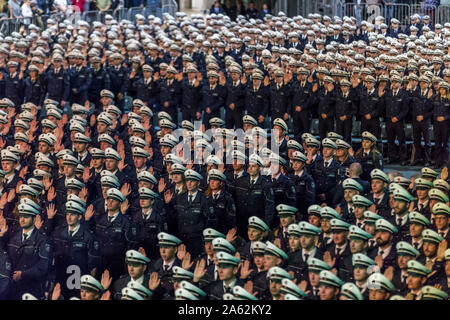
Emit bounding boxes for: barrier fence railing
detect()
[0,4,177,36]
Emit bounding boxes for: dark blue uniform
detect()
[170,191,217,258]
[3,228,51,300]
[233,175,275,238]
[44,67,70,104]
[68,66,92,105]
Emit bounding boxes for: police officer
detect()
[111,250,151,300]
[159,66,182,125]
[88,56,111,112]
[292,67,314,139]
[432,82,450,169]
[169,169,216,258]
[50,201,101,299]
[384,75,409,165]
[94,188,138,280]
[245,71,269,127]
[269,153,296,209]
[411,76,434,166]
[131,187,167,260]
[180,65,202,123]
[206,169,236,234]
[202,71,226,130]
[0,203,51,300]
[288,151,315,221]
[234,154,275,238]
[44,54,69,106]
[149,232,182,299]
[311,138,343,206]
[68,51,92,106]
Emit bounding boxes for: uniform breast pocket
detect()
[216,203,225,209]
[79,75,85,79]
[57,77,63,80]
[396,99,402,102]
[97,76,103,79]
[72,242,86,250]
[213,93,218,96]
[303,90,309,94]
[257,95,262,99]
[275,188,284,194]
[371,98,378,101]
[253,190,262,195]
[170,89,175,93]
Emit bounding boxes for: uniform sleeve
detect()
[263,183,275,228]
[87,232,101,272]
[103,70,111,91]
[0,251,11,299]
[125,218,139,250]
[225,194,237,232]
[62,71,70,102]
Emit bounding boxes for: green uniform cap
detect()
[370,169,390,184]
[276,204,298,217]
[408,211,430,226]
[349,225,373,241]
[422,286,449,300]
[352,195,373,207]
[340,282,364,300]
[432,202,450,216]
[264,241,288,260]
[343,178,363,192]
[367,273,395,292]
[428,188,449,203]
[330,218,351,232]
[320,206,342,220]
[319,270,344,288]
[363,211,382,224]
[396,241,420,257]
[407,260,431,277]
[422,229,444,244]
[298,221,321,236]
[267,266,293,281]
[376,218,398,234]
[307,257,332,273]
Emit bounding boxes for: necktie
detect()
[224,286,232,294]
[272,178,277,184]
[411,293,417,300]
[214,193,219,201]
[379,250,384,257]
[335,248,341,256]
[413,242,419,249]
[189,195,193,204]
[108,216,113,223]
[397,218,403,226]
[313,287,318,296]
[250,179,255,186]
[418,204,423,211]
[303,253,309,262]
[439,232,445,238]
[357,222,363,228]
[163,265,169,271]
[234,174,238,180]
[69,230,74,237]
[23,234,28,243]
[402,275,408,283]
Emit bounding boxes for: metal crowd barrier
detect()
[0,2,178,37]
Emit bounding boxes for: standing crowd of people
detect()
[0,8,447,301]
